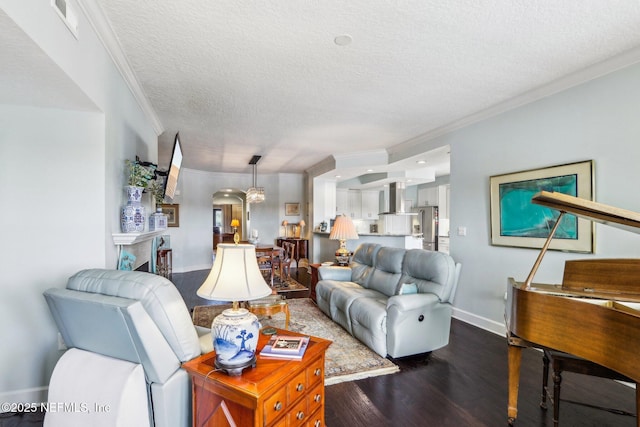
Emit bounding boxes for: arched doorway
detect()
[212,189,247,249]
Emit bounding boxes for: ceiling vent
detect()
[52,0,78,38]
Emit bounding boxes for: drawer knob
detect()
[314,394,322,403]
[314,420,321,427]
[296,383,304,392]
[314,368,321,376]
[273,401,282,411]
[296,411,305,420]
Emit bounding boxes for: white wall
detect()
[0,106,104,402]
[168,169,305,272]
[445,62,640,333]
[1,3,158,403]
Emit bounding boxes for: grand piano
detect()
[506,191,640,425]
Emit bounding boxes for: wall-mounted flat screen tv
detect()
[163,132,182,200]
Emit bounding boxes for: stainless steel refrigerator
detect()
[412,206,439,251]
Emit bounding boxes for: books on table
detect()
[259,335,310,360]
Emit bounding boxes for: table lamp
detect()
[329,214,359,265]
[197,243,272,375]
[299,220,306,238]
[230,219,240,244]
[282,220,289,238]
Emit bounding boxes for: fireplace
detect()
[135,262,150,272]
[112,230,167,272]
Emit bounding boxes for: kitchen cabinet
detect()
[438,237,450,254]
[360,190,379,220]
[347,190,361,219]
[418,185,450,220]
[336,189,362,219]
[418,187,438,206]
[336,189,348,217]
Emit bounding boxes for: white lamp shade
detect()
[197,244,272,302]
[329,215,359,240]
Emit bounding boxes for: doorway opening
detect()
[212,189,247,249]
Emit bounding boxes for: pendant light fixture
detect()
[246,155,265,204]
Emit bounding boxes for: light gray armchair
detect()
[316,243,461,358]
[43,269,211,427]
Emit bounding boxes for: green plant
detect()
[147,179,165,204]
[126,159,156,188]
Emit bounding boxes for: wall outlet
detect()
[457,226,467,236]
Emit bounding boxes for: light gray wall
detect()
[445,61,640,333]
[168,169,305,272]
[1,4,157,403]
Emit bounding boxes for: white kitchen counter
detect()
[312,231,422,262]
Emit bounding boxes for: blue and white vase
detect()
[212,308,261,375]
[120,186,146,232]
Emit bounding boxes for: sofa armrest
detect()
[387,292,440,311]
[195,326,213,354]
[318,266,352,281]
[386,293,452,357]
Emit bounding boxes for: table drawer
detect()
[306,406,324,427]
[288,370,307,401]
[288,397,308,427]
[307,383,323,415]
[307,357,324,386]
[264,387,288,426]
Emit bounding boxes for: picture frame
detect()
[285,202,300,216]
[489,160,594,253]
[160,204,180,227]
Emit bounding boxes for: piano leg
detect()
[540,351,550,410]
[636,386,640,427]
[508,343,523,425]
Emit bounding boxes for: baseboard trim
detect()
[0,386,47,412]
[174,264,211,274]
[452,307,506,337]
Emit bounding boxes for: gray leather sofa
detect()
[44,269,212,427]
[316,243,461,358]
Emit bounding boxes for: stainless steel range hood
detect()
[380,182,417,215]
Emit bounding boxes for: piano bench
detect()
[540,349,635,426]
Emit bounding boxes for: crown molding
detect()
[76,0,164,136]
[390,45,640,157]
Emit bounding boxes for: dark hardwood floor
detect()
[4,267,635,427]
[324,317,636,427]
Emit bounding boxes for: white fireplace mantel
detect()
[112,230,167,246]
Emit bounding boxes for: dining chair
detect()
[256,247,276,286]
[279,242,295,282]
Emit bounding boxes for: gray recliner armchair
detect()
[43,269,212,427]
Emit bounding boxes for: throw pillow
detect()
[397,282,418,295]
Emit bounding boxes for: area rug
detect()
[193,298,399,385]
[284,298,400,385]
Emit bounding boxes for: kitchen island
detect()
[312,231,422,263]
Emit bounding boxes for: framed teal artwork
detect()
[490,160,594,253]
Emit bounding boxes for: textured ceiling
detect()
[5,2,640,187]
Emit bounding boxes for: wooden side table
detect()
[248,296,290,330]
[309,263,321,303]
[182,328,331,427]
[309,263,337,303]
